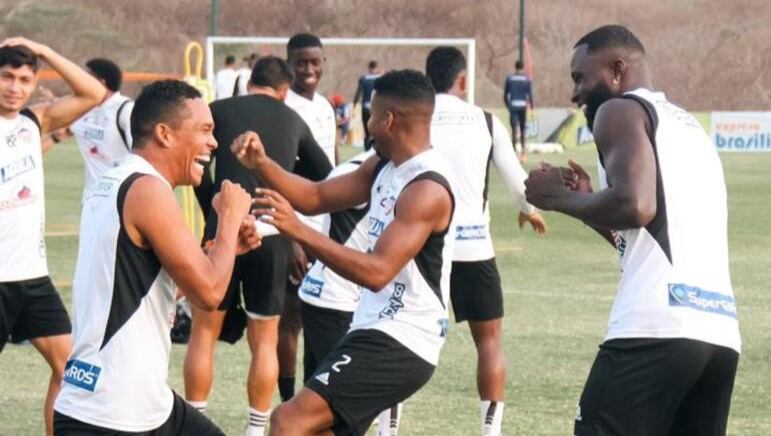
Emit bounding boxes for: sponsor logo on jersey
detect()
[437,318,449,338]
[668,283,737,319]
[300,276,324,298]
[368,216,386,238]
[63,359,102,392]
[456,225,487,241]
[612,231,627,258]
[1,155,35,184]
[84,128,105,140]
[379,195,396,216]
[379,282,407,319]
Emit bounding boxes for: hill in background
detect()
[2,0,769,110]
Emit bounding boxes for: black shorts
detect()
[301,302,353,382]
[54,392,224,435]
[574,338,739,436]
[0,276,71,352]
[450,259,504,322]
[217,235,290,318]
[509,108,527,134]
[306,329,434,436]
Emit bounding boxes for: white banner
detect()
[711,112,771,152]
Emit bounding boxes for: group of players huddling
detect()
[0,24,740,436]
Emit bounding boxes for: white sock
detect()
[481,401,504,436]
[376,403,402,436]
[187,400,207,414]
[245,406,268,436]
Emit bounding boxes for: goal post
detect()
[205,36,477,103]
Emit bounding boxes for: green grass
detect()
[1,140,770,435]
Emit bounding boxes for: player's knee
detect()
[269,403,302,435]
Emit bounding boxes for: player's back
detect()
[430,94,493,229]
[209,94,322,193]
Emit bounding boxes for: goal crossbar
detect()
[205,36,477,103]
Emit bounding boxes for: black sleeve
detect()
[294,123,332,181]
[193,161,214,220]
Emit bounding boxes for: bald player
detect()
[525,25,740,436]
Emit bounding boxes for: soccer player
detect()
[353,60,383,148]
[0,37,105,436]
[184,56,331,436]
[425,46,546,436]
[232,70,455,436]
[214,55,238,100]
[503,60,533,162]
[70,58,134,200]
[524,25,741,436]
[279,32,338,403]
[54,80,260,435]
[284,33,337,166]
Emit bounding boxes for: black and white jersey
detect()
[599,88,740,353]
[55,154,177,431]
[348,149,455,365]
[0,109,47,281]
[70,92,133,200]
[299,151,374,312]
[431,93,534,261]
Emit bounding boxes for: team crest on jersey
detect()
[379,282,406,319]
[668,283,737,319]
[379,195,396,216]
[63,359,102,392]
[437,318,449,337]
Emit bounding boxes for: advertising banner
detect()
[711,112,771,152]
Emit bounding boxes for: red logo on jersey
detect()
[17,186,31,199]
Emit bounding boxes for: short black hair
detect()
[515,60,524,70]
[0,45,38,72]
[374,69,435,107]
[250,56,294,90]
[368,60,378,69]
[425,47,466,93]
[225,55,236,65]
[287,33,322,56]
[131,80,202,148]
[86,58,122,92]
[574,24,646,54]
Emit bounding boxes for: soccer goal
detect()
[205,36,477,103]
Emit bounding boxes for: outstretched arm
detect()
[1,37,106,135]
[524,98,656,230]
[490,115,546,234]
[232,131,373,214]
[253,180,453,291]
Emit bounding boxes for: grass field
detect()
[1,140,770,435]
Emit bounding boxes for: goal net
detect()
[205,36,477,104]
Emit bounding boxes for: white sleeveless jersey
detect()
[285,88,337,231]
[599,88,741,352]
[0,110,48,281]
[349,149,455,365]
[299,151,374,312]
[285,88,337,166]
[55,155,177,431]
[70,92,133,200]
[431,94,534,261]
